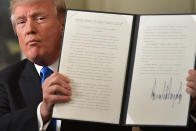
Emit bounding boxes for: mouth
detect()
[27,39,41,46]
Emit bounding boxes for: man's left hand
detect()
[186,69,196,112]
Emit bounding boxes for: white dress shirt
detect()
[34,59,61,131]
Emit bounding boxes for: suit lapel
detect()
[19,60,43,106]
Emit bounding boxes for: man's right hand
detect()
[40,72,71,123]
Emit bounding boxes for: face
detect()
[13,0,64,66]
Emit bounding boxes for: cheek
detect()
[17,35,26,51]
[46,27,62,46]
[17,29,24,43]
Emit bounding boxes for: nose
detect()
[25,19,37,35]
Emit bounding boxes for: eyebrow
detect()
[15,11,48,21]
[15,15,26,23]
[31,11,48,18]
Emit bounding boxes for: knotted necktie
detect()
[40,67,53,84]
[40,67,56,131]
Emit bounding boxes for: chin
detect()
[27,55,46,66]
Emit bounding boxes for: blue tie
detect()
[40,67,56,131]
[40,67,54,84]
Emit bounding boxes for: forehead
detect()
[13,0,55,18]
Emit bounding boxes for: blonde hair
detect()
[10,0,66,25]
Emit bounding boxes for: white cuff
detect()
[37,102,51,131]
[191,115,196,123]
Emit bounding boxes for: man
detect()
[0,0,131,130]
[0,0,195,131]
[0,0,70,130]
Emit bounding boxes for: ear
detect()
[58,14,65,33]
[60,21,65,33]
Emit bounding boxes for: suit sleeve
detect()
[0,82,39,131]
[140,116,196,131]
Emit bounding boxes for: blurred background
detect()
[0,0,195,70]
[0,0,20,69]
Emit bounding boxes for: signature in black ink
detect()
[151,77,182,108]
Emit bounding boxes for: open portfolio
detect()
[52,10,196,127]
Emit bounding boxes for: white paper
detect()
[53,10,133,124]
[127,15,196,126]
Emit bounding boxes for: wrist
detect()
[40,102,52,124]
[190,99,196,118]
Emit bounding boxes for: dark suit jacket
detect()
[0,59,131,131]
[141,117,196,131]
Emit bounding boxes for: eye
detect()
[37,17,46,23]
[16,19,26,26]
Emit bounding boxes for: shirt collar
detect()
[34,58,59,76]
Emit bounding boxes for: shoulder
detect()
[0,59,33,82]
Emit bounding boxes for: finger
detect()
[57,79,71,90]
[45,73,71,89]
[47,85,71,96]
[186,75,196,82]
[188,69,196,75]
[56,88,72,96]
[186,87,196,98]
[52,72,70,83]
[186,81,196,89]
[49,95,71,104]
[187,69,196,82]
[49,77,71,90]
